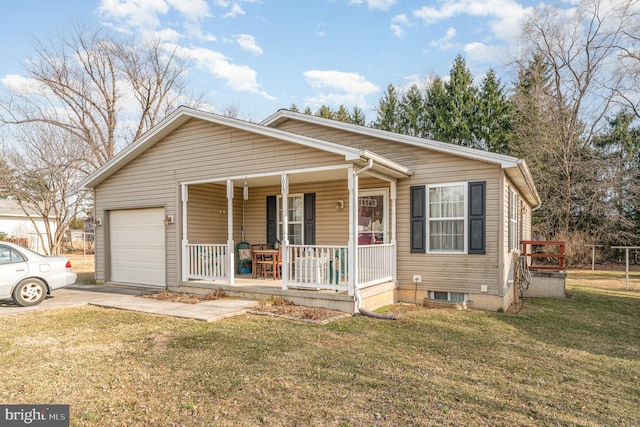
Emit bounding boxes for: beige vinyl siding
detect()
[275,119,519,296]
[186,183,227,243]
[501,176,535,297]
[272,120,422,167]
[395,155,503,296]
[94,118,348,285]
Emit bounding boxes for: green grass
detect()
[1,272,638,426]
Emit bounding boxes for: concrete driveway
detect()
[0,284,258,321]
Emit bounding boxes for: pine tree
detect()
[373,84,401,133]
[443,55,477,147]
[399,84,424,137]
[476,69,513,153]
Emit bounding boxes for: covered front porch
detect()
[176,161,410,311]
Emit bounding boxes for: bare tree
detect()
[613,0,640,118]
[0,24,193,169]
[513,0,632,237]
[0,124,90,255]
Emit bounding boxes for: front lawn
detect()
[1,272,638,426]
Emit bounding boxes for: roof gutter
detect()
[516,160,542,209]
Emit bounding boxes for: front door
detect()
[358,190,388,245]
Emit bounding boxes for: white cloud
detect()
[390,14,410,38]
[413,0,532,42]
[315,23,327,38]
[302,70,379,109]
[234,34,263,55]
[410,0,534,68]
[349,0,398,10]
[99,0,216,41]
[1,74,41,96]
[167,0,210,21]
[174,45,274,100]
[430,27,457,50]
[224,3,245,17]
[464,41,507,64]
[98,0,169,29]
[151,27,183,43]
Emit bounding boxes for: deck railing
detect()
[520,240,565,271]
[185,243,228,280]
[357,243,394,287]
[286,243,395,291]
[184,242,396,292]
[286,245,349,292]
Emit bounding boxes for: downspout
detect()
[353,158,397,320]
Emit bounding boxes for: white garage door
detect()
[110,208,165,287]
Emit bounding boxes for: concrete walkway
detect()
[0,284,259,321]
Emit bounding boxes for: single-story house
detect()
[0,199,57,253]
[79,106,540,313]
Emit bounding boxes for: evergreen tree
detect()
[592,112,640,244]
[351,106,366,126]
[443,55,477,147]
[398,84,424,137]
[315,105,335,120]
[424,77,449,142]
[336,105,351,123]
[476,69,513,153]
[373,84,401,133]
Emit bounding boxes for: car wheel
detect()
[13,279,47,307]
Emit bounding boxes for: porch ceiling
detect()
[236,168,350,189]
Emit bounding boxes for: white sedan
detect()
[0,242,77,306]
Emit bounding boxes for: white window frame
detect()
[278,194,304,245]
[357,189,389,245]
[428,291,469,302]
[508,186,520,252]
[427,182,467,254]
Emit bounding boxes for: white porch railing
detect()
[185,243,228,280]
[357,243,394,287]
[286,245,349,292]
[184,242,395,292]
[286,243,395,291]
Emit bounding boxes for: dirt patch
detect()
[249,297,350,324]
[141,289,226,304]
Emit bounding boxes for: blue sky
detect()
[0,0,555,122]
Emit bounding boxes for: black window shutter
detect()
[468,181,486,254]
[266,195,277,244]
[410,186,426,253]
[304,193,316,245]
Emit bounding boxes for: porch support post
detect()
[180,184,188,281]
[227,179,235,286]
[390,180,397,282]
[281,173,289,289]
[348,168,357,296]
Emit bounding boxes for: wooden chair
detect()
[250,244,263,277]
[258,245,282,279]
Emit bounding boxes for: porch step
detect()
[172,280,398,315]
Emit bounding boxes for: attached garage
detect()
[109,208,166,287]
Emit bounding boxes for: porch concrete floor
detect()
[175,275,397,315]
